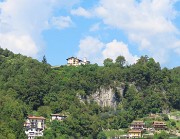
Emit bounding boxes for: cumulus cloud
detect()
[0,0,78,58]
[77,36,138,65]
[102,40,138,64]
[71,7,92,18]
[94,0,180,65]
[0,33,38,57]
[77,36,104,64]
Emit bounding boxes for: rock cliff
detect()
[90,87,117,108]
[77,84,126,108]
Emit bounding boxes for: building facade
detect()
[24,116,45,139]
[50,114,67,121]
[153,121,167,130]
[130,121,145,130]
[66,57,90,66]
[128,130,142,138]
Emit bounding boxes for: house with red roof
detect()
[24,116,45,139]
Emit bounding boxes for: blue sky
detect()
[0,0,180,68]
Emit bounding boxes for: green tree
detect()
[97,132,107,139]
[154,131,169,139]
[171,121,176,127]
[37,106,52,118]
[137,55,149,65]
[115,56,126,67]
[162,114,169,121]
[42,55,47,64]
[103,58,113,67]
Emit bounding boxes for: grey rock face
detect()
[77,84,126,108]
[90,87,117,108]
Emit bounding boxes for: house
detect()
[148,113,160,119]
[50,114,67,121]
[153,121,167,130]
[128,130,143,138]
[24,116,45,139]
[66,57,90,66]
[130,121,145,130]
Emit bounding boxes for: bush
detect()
[154,131,169,139]
[97,132,107,139]
[162,114,169,121]
[171,121,176,127]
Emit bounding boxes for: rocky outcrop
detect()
[77,84,126,108]
[89,84,127,108]
[90,87,117,108]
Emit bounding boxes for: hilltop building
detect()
[66,57,90,66]
[24,116,45,139]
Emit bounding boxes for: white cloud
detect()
[0,0,55,34]
[51,16,73,29]
[94,0,180,65]
[77,36,104,64]
[77,36,138,65]
[0,0,78,58]
[95,0,177,34]
[90,23,100,32]
[102,40,138,64]
[71,7,92,18]
[0,33,38,57]
[173,40,180,55]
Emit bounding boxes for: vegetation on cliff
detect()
[0,48,179,138]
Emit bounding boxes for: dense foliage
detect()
[0,48,179,138]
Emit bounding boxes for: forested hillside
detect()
[0,48,179,139]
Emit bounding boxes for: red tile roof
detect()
[153,121,166,125]
[51,114,67,117]
[131,121,145,125]
[28,116,45,120]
